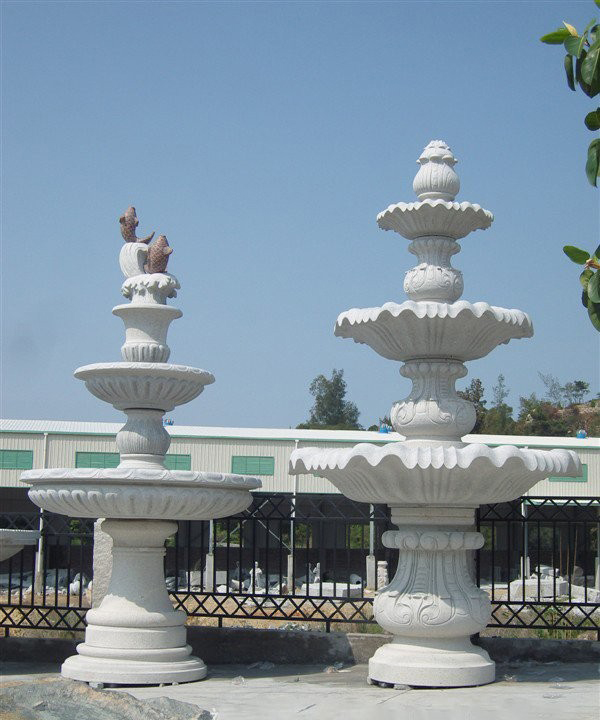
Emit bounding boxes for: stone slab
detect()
[1,662,598,720]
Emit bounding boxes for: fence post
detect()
[203,520,215,592]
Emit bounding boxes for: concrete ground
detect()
[1,660,598,720]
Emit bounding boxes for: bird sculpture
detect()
[119,206,155,244]
[145,235,173,274]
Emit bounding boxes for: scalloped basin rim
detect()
[21,468,261,490]
[335,301,532,329]
[74,362,215,385]
[290,442,580,475]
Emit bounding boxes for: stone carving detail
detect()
[116,409,171,458]
[145,235,173,274]
[413,140,460,201]
[335,301,533,362]
[374,529,490,638]
[74,363,215,412]
[27,484,258,521]
[290,443,580,506]
[391,360,475,440]
[121,273,180,303]
[376,560,389,589]
[119,206,154,244]
[404,237,463,303]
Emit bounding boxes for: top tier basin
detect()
[74,362,215,412]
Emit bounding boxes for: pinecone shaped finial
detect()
[413,140,460,201]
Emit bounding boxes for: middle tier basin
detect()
[74,363,215,412]
[335,301,533,361]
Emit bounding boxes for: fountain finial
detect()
[413,140,460,201]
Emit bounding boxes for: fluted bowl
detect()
[74,362,215,412]
[377,199,493,240]
[21,468,261,521]
[335,301,533,361]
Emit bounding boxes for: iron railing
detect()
[1,495,598,637]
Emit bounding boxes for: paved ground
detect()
[1,660,598,720]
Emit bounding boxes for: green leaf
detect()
[565,34,586,58]
[564,245,591,264]
[588,271,600,303]
[576,54,593,96]
[586,138,600,186]
[584,108,600,130]
[595,1,600,10]
[565,54,576,90]
[582,288,589,308]
[587,298,600,331]
[580,266,593,288]
[594,243,600,259]
[541,28,571,44]
[581,43,600,93]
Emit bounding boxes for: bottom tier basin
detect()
[21,468,261,520]
[289,441,581,505]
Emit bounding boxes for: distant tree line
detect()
[457,373,599,437]
[298,369,599,437]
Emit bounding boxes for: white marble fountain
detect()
[21,209,261,685]
[290,141,581,688]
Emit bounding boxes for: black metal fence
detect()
[1,495,598,637]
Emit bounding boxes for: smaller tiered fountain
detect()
[0,529,39,562]
[22,208,261,685]
[290,141,581,688]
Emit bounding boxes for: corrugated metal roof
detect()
[1,418,598,449]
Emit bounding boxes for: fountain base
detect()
[59,518,206,686]
[62,652,207,686]
[368,637,494,687]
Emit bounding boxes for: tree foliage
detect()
[297,369,361,430]
[541,4,600,186]
[482,374,516,435]
[457,378,487,433]
[541,3,600,331]
[461,374,599,437]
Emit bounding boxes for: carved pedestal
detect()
[369,508,494,687]
[62,519,207,685]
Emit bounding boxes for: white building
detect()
[1,418,598,513]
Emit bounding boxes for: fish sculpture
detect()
[145,235,173,274]
[119,206,155,243]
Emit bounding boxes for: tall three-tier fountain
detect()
[290,141,581,687]
[22,209,261,685]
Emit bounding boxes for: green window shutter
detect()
[0,449,33,470]
[231,456,274,476]
[548,463,588,483]
[76,452,120,469]
[164,454,191,471]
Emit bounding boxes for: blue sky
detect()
[1,0,599,430]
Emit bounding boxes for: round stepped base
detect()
[368,638,495,688]
[62,650,207,685]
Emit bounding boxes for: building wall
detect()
[1,422,598,497]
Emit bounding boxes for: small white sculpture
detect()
[376,560,389,589]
